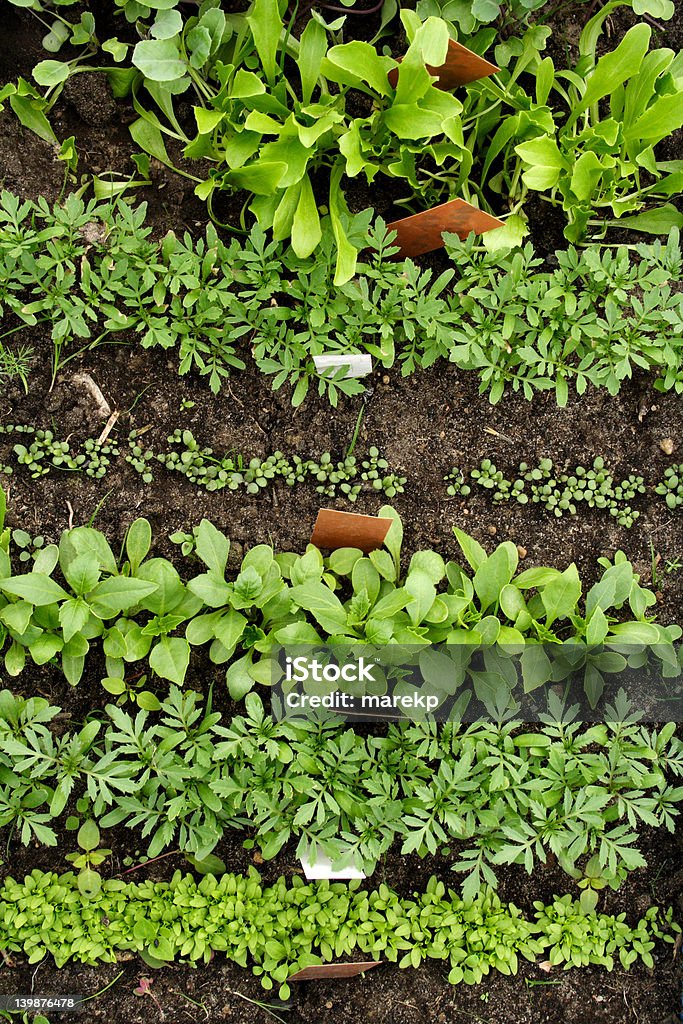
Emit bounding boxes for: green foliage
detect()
[416,0,549,37]
[148,432,407,499]
[0,684,679,892]
[0,76,60,144]
[0,870,677,995]
[0,191,245,391]
[0,345,33,392]
[0,426,119,480]
[6,1,682,254]
[446,455,653,527]
[0,192,451,403]
[104,7,473,281]
[0,504,681,890]
[410,1,679,240]
[655,465,683,510]
[2,189,682,406]
[415,0,674,41]
[64,819,111,898]
[0,422,405,500]
[442,229,683,403]
[444,468,471,498]
[0,506,679,699]
[514,11,683,240]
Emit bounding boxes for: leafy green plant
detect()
[0,868,677,996]
[64,819,111,897]
[0,490,6,548]
[415,0,674,41]
[0,345,33,392]
[151,431,405,499]
[442,228,683,403]
[444,468,471,497]
[656,465,683,509]
[0,69,66,145]
[0,426,120,480]
[15,4,478,281]
[11,529,46,563]
[2,188,682,406]
[514,11,683,240]
[0,421,404,499]
[416,0,549,37]
[446,455,648,527]
[0,498,679,698]
[97,6,476,282]
[0,683,682,889]
[0,191,453,403]
[0,494,681,889]
[0,1013,50,1024]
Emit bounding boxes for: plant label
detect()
[388,38,499,90]
[313,354,373,378]
[289,962,381,982]
[311,509,392,553]
[300,843,366,880]
[387,199,505,259]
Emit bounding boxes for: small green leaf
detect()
[149,636,190,685]
[126,519,152,574]
[78,819,100,852]
[33,60,70,87]
[132,38,187,82]
[0,573,68,607]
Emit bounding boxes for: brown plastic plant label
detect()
[289,962,381,982]
[387,38,499,91]
[387,199,505,259]
[310,509,392,553]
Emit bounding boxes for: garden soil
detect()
[0,2,682,1021]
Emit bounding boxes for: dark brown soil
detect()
[0,2,682,1022]
[3,346,683,625]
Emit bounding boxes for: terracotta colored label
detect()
[289,962,381,982]
[310,509,392,553]
[388,38,499,91]
[387,199,505,259]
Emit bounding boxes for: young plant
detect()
[88,5,473,281]
[64,819,112,897]
[514,10,683,240]
[0,868,677,993]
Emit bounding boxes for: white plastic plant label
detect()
[313,354,373,378]
[300,843,366,880]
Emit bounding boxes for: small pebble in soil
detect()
[517,545,527,558]
[637,397,651,421]
[325,1002,333,1009]
[439,430,445,439]
[660,438,675,455]
[487,525,497,536]
[382,375,390,384]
